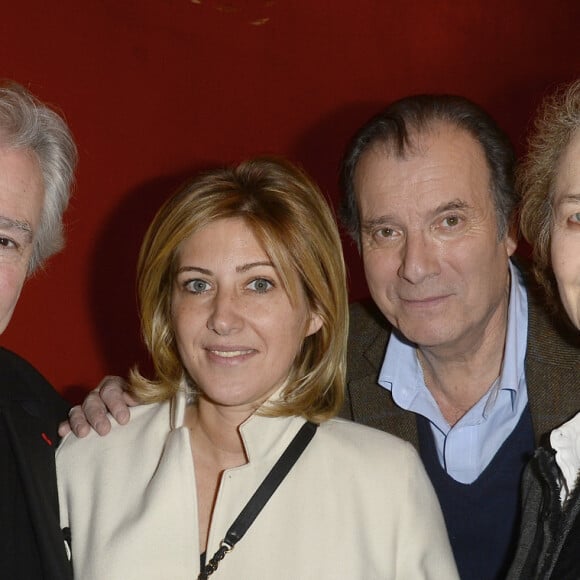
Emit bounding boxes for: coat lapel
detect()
[525,285,580,446]
[345,300,419,449]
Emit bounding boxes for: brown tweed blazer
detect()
[341,265,580,449]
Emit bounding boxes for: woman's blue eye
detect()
[186,279,209,294]
[248,278,273,293]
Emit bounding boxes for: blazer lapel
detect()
[347,304,419,449]
[525,307,580,446]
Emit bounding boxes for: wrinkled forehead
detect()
[0,145,45,221]
[356,126,492,200]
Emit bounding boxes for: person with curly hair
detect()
[508,78,580,579]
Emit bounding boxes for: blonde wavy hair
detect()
[519,79,580,307]
[130,157,348,423]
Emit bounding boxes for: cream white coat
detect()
[57,392,458,579]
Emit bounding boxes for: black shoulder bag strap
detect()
[198,420,318,580]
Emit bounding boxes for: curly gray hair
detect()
[519,79,580,305]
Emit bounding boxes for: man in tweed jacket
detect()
[338,94,580,580]
[342,287,579,451]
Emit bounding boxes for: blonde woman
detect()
[57,158,457,579]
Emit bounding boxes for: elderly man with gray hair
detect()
[0,81,76,579]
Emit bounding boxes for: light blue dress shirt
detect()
[378,261,529,484]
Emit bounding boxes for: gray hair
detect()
[0,81,77,273]
[340,94,516,245]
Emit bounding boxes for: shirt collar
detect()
[550,411,580,503]
[496,260,528,409]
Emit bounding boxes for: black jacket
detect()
[507,440,580,579]
[0,347,72,580]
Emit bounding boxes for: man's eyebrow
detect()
[176,261,274,275]
[0,216,33,241]
[360,199,471,233]
[433,199,470,213]
[360,215,393,233]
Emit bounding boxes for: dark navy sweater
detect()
[418,406,534,580]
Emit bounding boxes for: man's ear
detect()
[505,220,519,257]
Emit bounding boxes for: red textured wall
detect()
[0,1,578,401]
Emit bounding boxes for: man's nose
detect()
[397,232,440,284]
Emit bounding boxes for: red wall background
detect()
[0,1,578,402]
